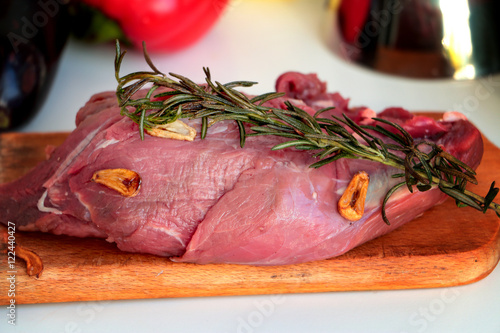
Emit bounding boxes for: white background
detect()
[3,0,500,332]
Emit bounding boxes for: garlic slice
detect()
[146,120,196,141]
[338,171,370,222]
[92,168,141,197]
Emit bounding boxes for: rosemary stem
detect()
[381,160,500,215]
[463,189,500,213]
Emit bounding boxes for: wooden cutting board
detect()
[1,116,499,305]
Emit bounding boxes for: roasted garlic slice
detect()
[338,171,370,222]
[17,246,44,278]
[92,168,141,197]
[146,120,196,141]
[0,226,44,278]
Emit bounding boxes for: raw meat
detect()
[0,72,483,265]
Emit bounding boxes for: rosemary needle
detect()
[114,40,500,224]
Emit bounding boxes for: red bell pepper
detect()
[75,0,229,52]
[338,0,371,43]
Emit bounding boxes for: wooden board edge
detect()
[2,230,498,305]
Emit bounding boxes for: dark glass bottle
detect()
[335,0,500,79]
[0,0,71,131]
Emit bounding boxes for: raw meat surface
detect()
[0,72,483,265]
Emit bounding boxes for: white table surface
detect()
[4,0,500,332]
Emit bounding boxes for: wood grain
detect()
[1,116,499,305]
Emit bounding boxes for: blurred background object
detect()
[72,0,229,52]
[0,0,71,131]
[0,0,229,132]
[327,0,500,79]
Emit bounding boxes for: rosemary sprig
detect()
[114,41,500,224]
